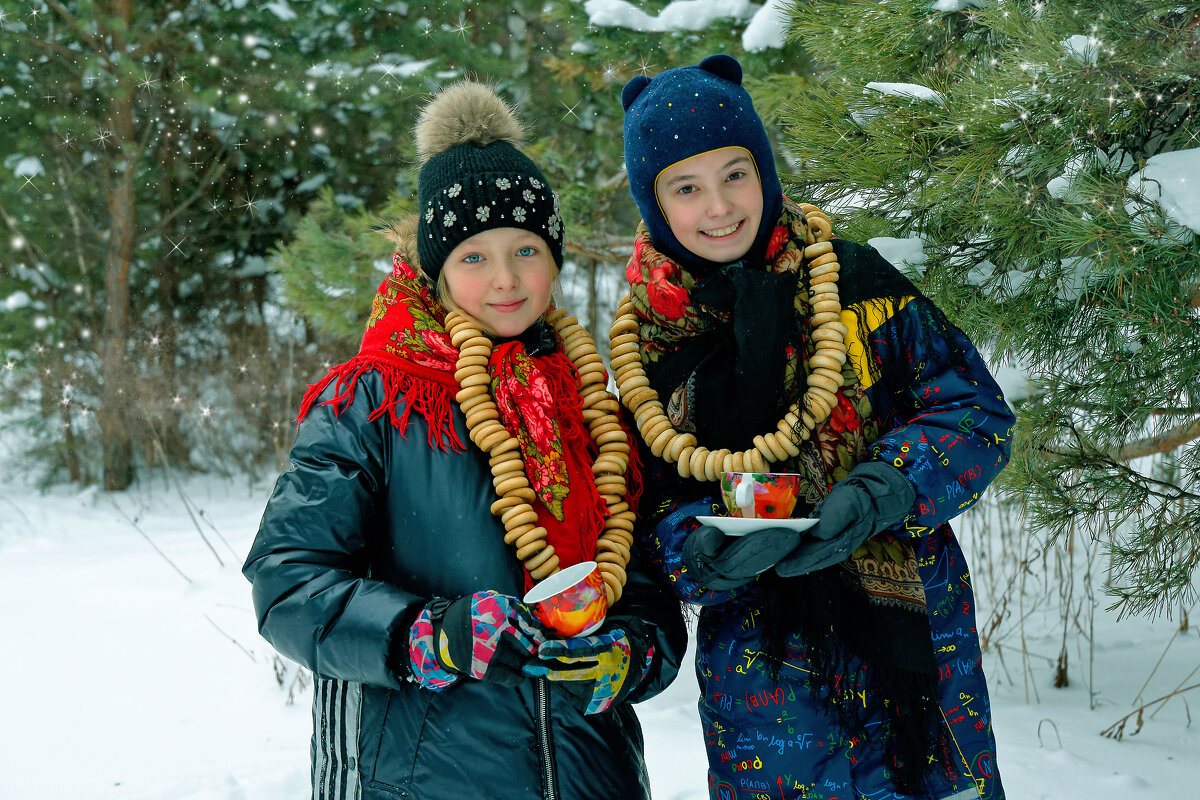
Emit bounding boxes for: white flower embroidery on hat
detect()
[425,207,434,223]
[523,189,536,203]
[476,206,490,221]
[529,178,542,189]
[447,183,461,197]
[512,207,527,222]
[548,214,561,239]
[495,177,511,190]
[443,211,457,226]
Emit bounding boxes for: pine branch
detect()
[45,0,117,68]
[1111,418,1200,463]
[9,30,90,66]
[565,237,632,264]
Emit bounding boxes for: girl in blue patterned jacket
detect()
[610,54,1013,800]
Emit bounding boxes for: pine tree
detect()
[0,1,434,486]
[783,0,1200,614]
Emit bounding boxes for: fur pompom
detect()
[415,82,524,163]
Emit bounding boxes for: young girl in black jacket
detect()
[244,81,685,800]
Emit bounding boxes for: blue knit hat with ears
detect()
[622,54,783,273]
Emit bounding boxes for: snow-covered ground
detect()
[1,447,1197,799]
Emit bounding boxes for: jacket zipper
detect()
[536,677,558,800]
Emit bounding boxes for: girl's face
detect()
[442,227,555,338]
[654,146,763,264]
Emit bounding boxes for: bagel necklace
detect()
[445,307,635,606]
[610,203,850,483]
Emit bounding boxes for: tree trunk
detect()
[98,1,136,491]
[585,257,599,345]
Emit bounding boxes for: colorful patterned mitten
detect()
[525,627,655,714]
[409,590,545,690]
[408,603,460,691]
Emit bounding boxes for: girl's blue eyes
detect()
[462,246,537,263]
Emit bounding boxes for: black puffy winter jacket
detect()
[243,374,687,800]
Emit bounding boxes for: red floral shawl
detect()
[299,254,639,589]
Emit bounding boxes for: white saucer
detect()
[695,515,818,537]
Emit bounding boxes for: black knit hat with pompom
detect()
[415,82,563,280]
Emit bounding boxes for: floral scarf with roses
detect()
[299,251,632,588]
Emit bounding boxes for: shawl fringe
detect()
[297,354,464,453]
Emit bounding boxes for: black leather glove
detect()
[682,524,803,591]
[774,461,916,578]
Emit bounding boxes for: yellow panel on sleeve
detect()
[839,296,912,389]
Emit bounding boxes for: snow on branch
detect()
[583,0,759,34]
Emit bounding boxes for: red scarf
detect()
[299,254,640,590]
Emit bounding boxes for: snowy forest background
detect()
[1,1,1198,798]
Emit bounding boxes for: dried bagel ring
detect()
[525,545,557,573]
[514,526,548,551]
[743,448,767,472]
[601,575,620,606]
[605,515,635,533]
[806,215,832,240]
[649,426,677,459]
[515,539,549,561]
[609,332,640,348]
[593,455,627,476]
[808,254,840,272]
[704,449,730,483]
[809,353,844,372]
[503,523,537,545]
[494,474,530,496]
[456,384,489,403]
[529,553,560,580]
[490,436,520,456]
[804,241,834,259]
[501,503,538,528]
[470,419,506,445]
[490,495,524,516]
[489,449,522,468]
[456,354,491,369]
[664,433,696,463]
[595,428,630,446]
[609,316,639,336]
[597,560,627,587]
[772,430,801,458]
[458,344,492,360]
[807,370,842,394]
[457,335,492,352]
